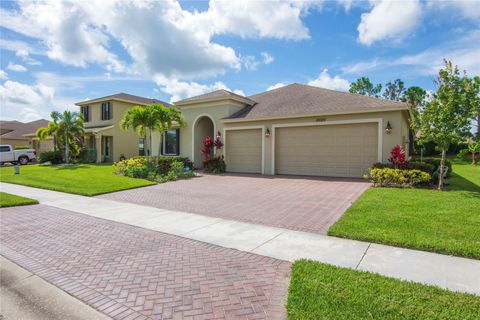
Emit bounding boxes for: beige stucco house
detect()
[77,84,410,178]
[175,83,411,178]
[1,119,50,153]
[75,93,170,163]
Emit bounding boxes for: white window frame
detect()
[271,118,383,174]
[223,125,266,175]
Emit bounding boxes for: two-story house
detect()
[75,93,171,163]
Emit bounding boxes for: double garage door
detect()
[225,123,378,178]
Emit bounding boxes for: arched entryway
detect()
[193,114,215,169]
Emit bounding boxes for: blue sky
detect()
[0,0,479,121]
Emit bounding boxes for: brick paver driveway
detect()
[1,205,290,319]
[99,174,370,233]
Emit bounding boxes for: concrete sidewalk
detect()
[2,182,480,296]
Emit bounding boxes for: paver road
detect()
[1,205,290,319]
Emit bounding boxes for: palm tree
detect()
[36,111,61,151]
[120,106,156,163]
[150,104,185,165]
[58,111,84,164]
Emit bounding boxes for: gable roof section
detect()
[76,93,171,106]
[174,89,256,106]
[225,83,408,121]
[1,119,49,139]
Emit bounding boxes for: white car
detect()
[0,145,36,165]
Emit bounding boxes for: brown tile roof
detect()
[0,119,49,139]
[225,83,408,120]
[76,93,171,106]
[174,89,256,105]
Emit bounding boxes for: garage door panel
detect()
[275,123,378,178]
[226,129,262,173]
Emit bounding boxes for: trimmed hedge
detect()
[14,145,31,150]
[367,168,431,188]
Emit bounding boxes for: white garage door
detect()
[275,123,378,178]
[225,129,262,173]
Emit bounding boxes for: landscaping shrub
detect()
[14,145,31,150]
[406,161,435,174]
[77,148,97,163]
[114,157,195,182]
[38,150,63,164]
[388,145,407,169]
[200,135,226,173]
[114,157,151,179]
[422,158,453,176]
[155,156,193,175]
[203,156,226,173]
[366,168,431,188]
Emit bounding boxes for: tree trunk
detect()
[149,129,153,165]
[64,133,69,164]
[156,130,163,166]
[438,149,446,191]
[473,151,477,165]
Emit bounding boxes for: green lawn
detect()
[0,164,155,196]
[328,158,480,259]
[0,192,38,207]
[287,260,480,320]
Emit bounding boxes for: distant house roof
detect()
[0,119,49,140]
[76,93,171,106]
[224,83,408,121]
[174,89,256,106]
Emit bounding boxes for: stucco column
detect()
[95,134,102,163]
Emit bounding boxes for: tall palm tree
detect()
[150,104,185,165]
[58,111,84,164]
[120,106,156,163]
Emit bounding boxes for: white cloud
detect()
[261,52,274,64]
[0,80,78,121]
[154,77,244,102]
[0,0,314,81]
[397,47,480,76]
[267,82,287,91]
[358,0,422,46]
[242,55,260,71]
[427,1,480,20]
[15,49,42,66]
[341,29,480,77]
[308,69,350,91]
[341,59,380,74]
[0,70,7,80]
[6,62,27,72]
[199,0,311,40]
[0,38,44,56]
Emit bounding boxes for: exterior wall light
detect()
[385,121,393,134]
[265,128,271,138]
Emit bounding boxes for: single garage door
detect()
[275,123,378,178]
[226,129,262,173]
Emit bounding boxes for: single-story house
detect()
[174,83,410,178]
[76,84,410,178]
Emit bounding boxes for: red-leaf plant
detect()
[201,135,224,160]
[388,145,407,169]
